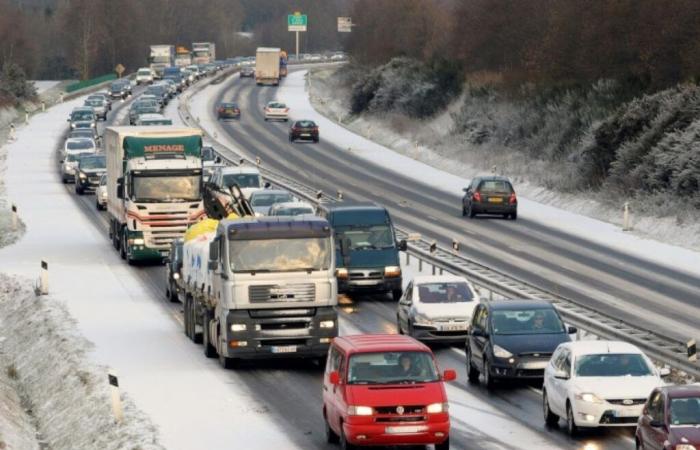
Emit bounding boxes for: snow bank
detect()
[31,81,60,95]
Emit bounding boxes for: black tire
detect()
[511,211,518,220]
[435,436,450,450]
[392,289,402,302]
[62,176,68,184]
[202,310,217,358]
[95,200,101,210]
[461,205,467,217]
[543,390,559,426]
[484,359,495,389]
[219,352,237,369]
[325,415,339,444]
[468,204,476,218]
[75,186,83,195]
[119,228,127,260]
[566,402,579,436]
[183,296,193,339]
[289,135,294,142]
[339,426,355,450]
[313,138,319,144]
[168,280,179,303]
[466,346,480,383]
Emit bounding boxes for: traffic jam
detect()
[55,45,699,450]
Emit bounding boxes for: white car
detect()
[64,137,97,155]
[95,174,108,210]
[543,340,668,436]
[396,274,480,342]
[134,113,172,126]
[61,151,95,183]
[209,165,266,200]
[264,101,289,121]
[136,67,155,85]
[268,201,315,216]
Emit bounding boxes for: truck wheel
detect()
[219,352,238,370]
[202,310,217,358]
[183,296,191,339]
[119,229,127,260]
[168,281,179,303]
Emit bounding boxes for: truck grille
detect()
[249,284,316,303]
[607,399,646,405]
[349,270,383,280]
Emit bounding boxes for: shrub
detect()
[0,63,36,106]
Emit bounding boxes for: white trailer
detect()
[255,47,281,86]
[149,45,175,79]
[192,42,216,64]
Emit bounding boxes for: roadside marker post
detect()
[108,371,124,423]
[11,204,18,230]
[9,123,15,141]
[689,339,697,362]
[623,202,631,231]
[39,260,48,295]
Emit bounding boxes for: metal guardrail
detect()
[178,69,700,379]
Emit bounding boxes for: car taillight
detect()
[509,192,517,204]
[312,127,319,131]
[473,192,482,202]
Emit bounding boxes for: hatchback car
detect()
[397,275,480,343]
[217,102,241,120]
[74,154,106,195]
[462,176,518,220]
[636,385,700,450]
[89,93,112,111]
[543,340,668,436]
[466,300,575,387]
[323,334,454,450]
[68,107,96,130]
[64,137,97,156]
[264,101,289,121]
[129,101,160,125]
[95,174,108,210]
[240,66,255,78]
[249,189,294,216]
[289,120,319,143]
[268,201,315,216]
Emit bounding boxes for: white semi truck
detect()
[105,126,205,264]
[255,47,281,86]
[192,42,216,64]
[181,215,338,368]
[149,45,175,79]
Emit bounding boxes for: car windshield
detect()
[228,237,330,272]
[71,132,93,139]
[272,207,314,216]
[334,224,394,250]
[347,351,439,385]
[85,99,103,106]
[222,173,261,188]
[131,173,201,202]
[479,180,512,194]
[71,111,93,121]
[78,155,105,169]
[490,308,565,335]
[417,282,474,303]
[66,153,90,162]
[135,105,159,113]
[670,397,700,426]
[297,120,316,128]
[268,102,286,109]
[67,140,94,150]
[141,119,172,125]
[110,82,123,90]
[574,353,653,377]
[251,192,293,207]
[222,103,238,109]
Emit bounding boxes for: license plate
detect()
[385,425,428,434]
[271,345,297,353]
[440,323,466,331]
[488,197,503,203]
[520,360,548,369]
[301,133,311,137]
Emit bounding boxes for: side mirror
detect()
[264,182,271,188]
[215,156,222,163]
[462,188,469,192]
[659,367,671,377]
[443,369,457,382]
[329,370,340,385]
[471,328,487,338]
[398,239,407,252]
[567,326,577,334]
[553,369,570,380]
[209,240,219,261]
[59,159,64,164]
[650,419,665,428]
[116,177,124,199]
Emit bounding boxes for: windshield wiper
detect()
[391,378,418,384]
[349,380,381,385]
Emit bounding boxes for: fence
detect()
[65,73,117,93]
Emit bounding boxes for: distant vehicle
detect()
[543,340,667,436]
[320,202,406,301]
[268,201,315,217]
[466,299,574,388]
[134,113,172,126]
[181,68,195,85]
[163,67,184,91]
[88,93,112,111]
[161,78,179,96]
[84,96,107,120]
[239,66,255,78]
[129,102,160,125]
[174,46,192,68]
[289,119,319,143]
[462,175,517,220]
[61,138,96,183]
[61,152,90,183]
[74,154,106,195]
[209,165,265,199]
[397,275,480,343]
[217,102,240,120]
[279,50,288,77]
[136,67,155,85]
[67,107,96,130]
[68,128,99,143]
[95,174,108,210]
[165,238,184,303]
[109,79,131,99]
[322,334,455,450]
[64,137,97,155]
[185,64,202,80]
[145,84,169,107]
[256,47,281,86]
[249,189,295,216]
[330,53,346,61]
[264,101,288,121]
[192,42,216,64]
[149,45,175,78]
[635,385,700,450]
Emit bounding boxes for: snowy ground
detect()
[0,92,304,449]
[31,80,60,95]
[308,68,700,253]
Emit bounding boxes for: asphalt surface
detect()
[54,73,660,450]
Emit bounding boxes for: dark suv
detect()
[462,176,517,220]
[465,299,575,388]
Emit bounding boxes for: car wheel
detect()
[75,186,83,195]
[264,117,268,121]
[636,438,643,450]
[511,211,518,220]
[468,204,476,218]
[566,402,579,436]
[435,436,450,450]
[484,359,495,389]
[325,415,339,444]
[289,136,294,143]
[95,200,100,210]
[543,390,559,426]
[466,346,480,383]
[462,205,467,217]
[339,426,355,450]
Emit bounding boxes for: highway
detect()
[50,71,660,449]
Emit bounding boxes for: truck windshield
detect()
[131,174,201,202]
[347,351,439,385]
[334,224,394,250]
[229,238,330,273]
[193,51,208,57]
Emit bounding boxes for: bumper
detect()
[265,114,288,120]
[76,177,101,191]
[291,132,318,140]
[344,416,449,446]
[472,202,517,215]
[410,325,468,343]
[339,276,402,295]
[573,402,643,428]
[219,113,240,120]
[489,357,550,379]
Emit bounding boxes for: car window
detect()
[268,102,286,109]
[562,351,571,377]
[574,353,653,377]
[222,173,261,189]
[297,120,316,127]
[477,307,488,330]
[347,351,438,384]
[403,282,413,303]
[479,180,512,194]
[490,308,565,335]
[669,397,700,426]
[417,282,474,303]
[550,347,564,369]
[251,193,293,207]
[327,346,343,375]
[647,391,664,421]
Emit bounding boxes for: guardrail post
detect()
[41,102,46,112]
[11,204,18,230]
[25,112,29,124]
[256,157,261,166]
[37,260,48,295]
[418,258,422,272]
[623,202,632,231]
[8,123,15,141]
[689,339,697,362]
[60,92,64,103]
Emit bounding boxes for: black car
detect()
[145,85,169,106]
[462,176,518,220]
[74,154,106,195]
[217,102,240,120]
[109,79,131,100]
[465,299,576,388]
[239,67,254,78]
[165,239,184,303]
[289,119,319,143]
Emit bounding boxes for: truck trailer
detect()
[192,42,216,64]
[105,126,205,264]
[175,46,192,67]
[181,215,338,368]
[255,47,281,86]
[149,45,175,79]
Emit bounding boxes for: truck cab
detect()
[321,202,406,301]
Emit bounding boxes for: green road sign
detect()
[288,13,307,31]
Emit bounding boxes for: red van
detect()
[322,334,456,449]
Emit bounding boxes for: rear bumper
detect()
[344,417,449,446]
[472,202,517,214]
[291,131,318,140]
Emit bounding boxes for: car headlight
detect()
[173,272,180,280]
[676,445,697,450]
[230,324,247,332]
[132,238,145,245]
[101,191,108,198]
[426,402,449,414]
[384,266,401,277]
[335,268,348,280]
[70,123,76,128]
[79,173,87,179]
[347,406,373,416]
[90,123,95,128]
[575,392,604,404]
[319,320,335,329]
[492,345,513,358]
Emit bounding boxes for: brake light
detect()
[509,192,517,204]
[312,127,319,131]
[473,192,482,202]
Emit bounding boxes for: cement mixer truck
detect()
[180,184,338,368]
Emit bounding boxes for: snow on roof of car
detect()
[219,165,261,175]
[411,274,469,285]
[565,340,643,356]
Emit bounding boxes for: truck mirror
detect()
[116,177,124,199]
[209,240,219,260]
[398,239,408,252]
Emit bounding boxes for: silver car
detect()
[84,97,107,120]
[95,174,108,210]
